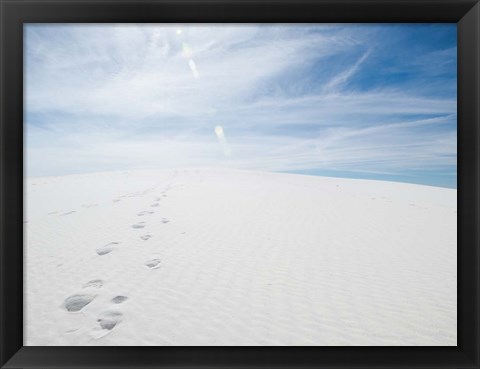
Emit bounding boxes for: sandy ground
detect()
[24,169,457,346]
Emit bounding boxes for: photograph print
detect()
[24,24,457,346]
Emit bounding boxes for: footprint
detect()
[161,218,169,224]
[137,211,154,216]
[145,259,161,269]
[96,246,113,255]
[111,296,128,304]
[83,279,103,289]
[140,234,152,241]
[151,203,159,207]
[91,311,124,337]
[132,222,146,229]
[96,242,119,256]
[61,211,76,216]
[63,294,95,312]
[97,311,123,330]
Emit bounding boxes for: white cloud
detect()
[25,24,456,185]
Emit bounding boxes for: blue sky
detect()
[25,24,457,188]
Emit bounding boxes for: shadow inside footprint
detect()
[140,235,151,241]
[83,279,103,289]
[161,218,169,224]
[111,296,128,304]
[145,259,161,269]
[64,294,95,312]
[151,203,159,207]
[97,311,123,330]
[132,222,146,229]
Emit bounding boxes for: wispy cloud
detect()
[323,50,370,92]
[25,24,457,187]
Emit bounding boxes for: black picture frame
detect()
[1,0,479,368]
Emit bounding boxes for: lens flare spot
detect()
[176,29,182,35]
[182,42,193,58]
[188,59,199,79]
[214,126,231,157]
[215,126,224,138]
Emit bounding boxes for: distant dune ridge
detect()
[24,169,457,346]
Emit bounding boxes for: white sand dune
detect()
[24,169,456,346]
